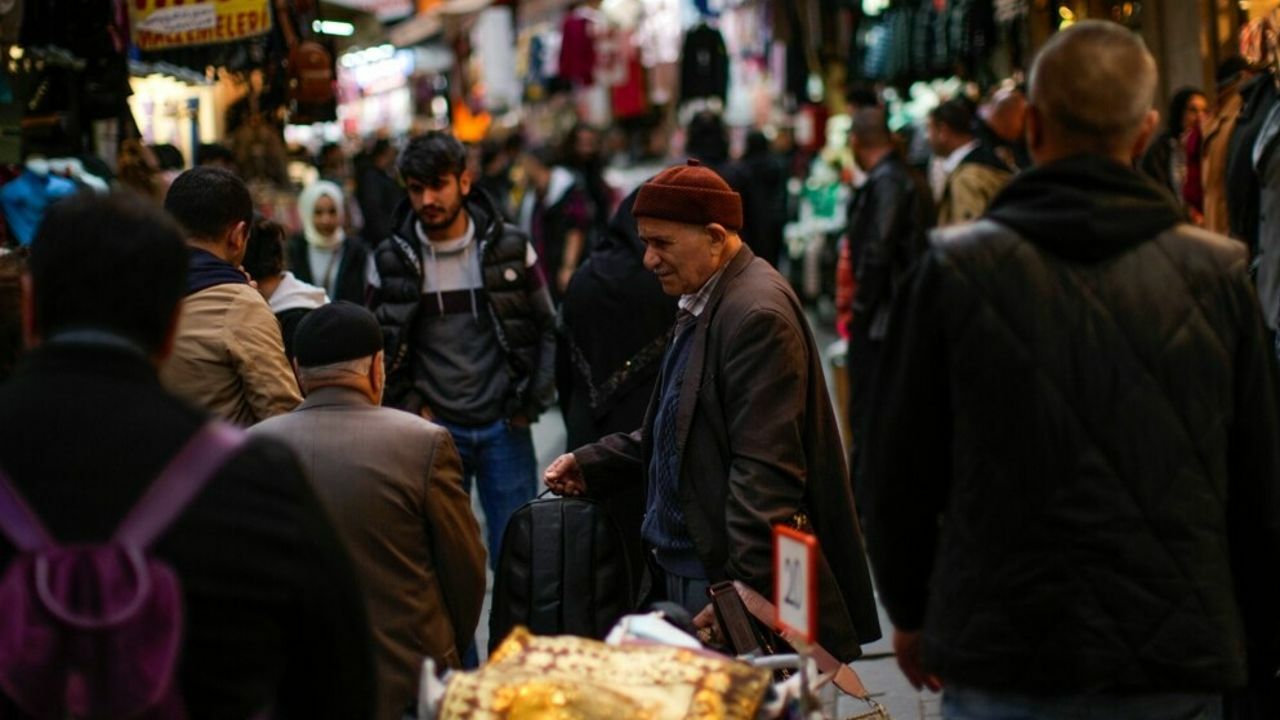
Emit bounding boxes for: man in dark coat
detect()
[546,161,881,663]
[0,193,375,717]
[358,139,404,247]
[843,106,933,497]
[862,22,1280,718]
[1227,70,1277,252]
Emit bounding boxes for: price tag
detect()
[773,525,817,643]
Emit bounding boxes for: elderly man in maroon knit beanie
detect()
[546,160,882,663]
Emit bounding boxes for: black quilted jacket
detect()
[368,192,556,420]
[862,155,1280,694]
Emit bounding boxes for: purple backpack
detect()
[0,423,245,719]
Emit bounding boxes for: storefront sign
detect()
[129,0,272,52]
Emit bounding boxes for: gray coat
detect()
[251,386,486,720]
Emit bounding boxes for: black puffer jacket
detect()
[863,155,1280,694]
[369,191,556,420]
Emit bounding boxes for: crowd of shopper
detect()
[1,18,1280,720]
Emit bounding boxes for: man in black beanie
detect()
[250,301,486,720]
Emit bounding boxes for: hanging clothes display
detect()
[474,6,519,110]
[680,23,729,105]
[559,6,598,86]
[854,0,1000,85]
[21,0,118,55]
[636,0,682,67]
[610,32,649,120]
[0,166,78,247]
[0,0,21,44]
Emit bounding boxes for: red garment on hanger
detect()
[559,10,597,86]
[612,55,648,119]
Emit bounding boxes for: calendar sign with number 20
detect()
[773,524,818,643]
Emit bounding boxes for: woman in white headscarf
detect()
[288,180,370,304]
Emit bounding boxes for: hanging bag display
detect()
[272,0,334,113]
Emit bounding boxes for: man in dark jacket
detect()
[359,139,404,247]
[862,21,1280,718]
[367,131,556,569]
[545,161,881,663]
[843,106,933,495]
[0,193,375,717]
[1227,70,1277,252]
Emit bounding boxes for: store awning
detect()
[438,0,493,15]
[387,0,493,47]
[321,0,414,21]
[388,11,443,46]
[128,59,211,85]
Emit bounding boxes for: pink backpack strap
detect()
[114,422,246,550]
[0,469,54,553]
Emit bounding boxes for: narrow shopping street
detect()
[2,0,1278,718]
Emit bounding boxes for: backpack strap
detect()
[114,422,247,550]
[0,468,54,552]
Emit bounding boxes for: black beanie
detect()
[293,301,384,367]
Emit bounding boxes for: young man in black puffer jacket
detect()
[366,132,556,571]
[863,21,1280,720]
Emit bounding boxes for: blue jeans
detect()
[942,686,1223,720]
[437,418,538,571]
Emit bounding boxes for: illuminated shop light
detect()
[313,20,356,36]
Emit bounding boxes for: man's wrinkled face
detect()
[638,216,722,297]
[406,173,469,232]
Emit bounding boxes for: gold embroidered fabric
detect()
[440,627,771,720]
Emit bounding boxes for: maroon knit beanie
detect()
[633,159,743,231]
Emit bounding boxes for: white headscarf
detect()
[298,180,346,250]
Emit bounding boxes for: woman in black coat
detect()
[556,188,679,593]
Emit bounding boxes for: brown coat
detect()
[573,246,881,662]
[1202,85,1244,237]
[251,386,486,720]
[160,282,301,424]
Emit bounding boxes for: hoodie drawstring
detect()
[428,243,445,317]
[466,243,479,323]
